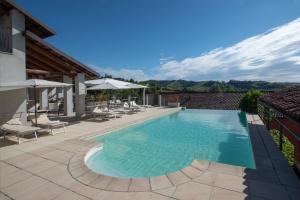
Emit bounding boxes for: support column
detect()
[39,88,48,109]
[63,75,73,116]
[159,94,162,107]
[146,94,149,105]
[128,95,131,107]
[143,88,146,105]
[75,73,86,117]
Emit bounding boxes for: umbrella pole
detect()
[107,90,111,111]
[33,86,37,127]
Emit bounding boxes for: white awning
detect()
[86,78,147,90]
[0,79,72,92]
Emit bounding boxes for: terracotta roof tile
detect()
[260,87,300,123]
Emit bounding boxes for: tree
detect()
[239,90,262,113]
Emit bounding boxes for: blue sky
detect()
[17,0,300,81]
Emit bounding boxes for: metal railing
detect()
[0,27,12,53]
[258,102,300,154]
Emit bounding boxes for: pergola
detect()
[258,86,300,171]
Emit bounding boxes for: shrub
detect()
[270,129,295,166]
[239,90,262,113]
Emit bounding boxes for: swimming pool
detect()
[86,109,255,178]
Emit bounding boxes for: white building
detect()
[0,0,99,123]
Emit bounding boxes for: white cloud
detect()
[89,18,300,82]
[89,65,149,81]
[154,18,300,82]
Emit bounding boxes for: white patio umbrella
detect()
[85,78,147,108]
[0,79,72,126]
[86,78,146,89]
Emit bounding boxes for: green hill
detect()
[140,80,299,92]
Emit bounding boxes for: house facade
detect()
[0,0,99,122]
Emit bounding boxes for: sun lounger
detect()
[0,118,41,144]
[92,107,121,119]
[130,101,146,111]
[123,102,140,113]
[33,114,68,135]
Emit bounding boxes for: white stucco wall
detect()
[0,9,27,123]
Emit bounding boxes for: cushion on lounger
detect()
[37,114,50,123]
[6,118,22,125]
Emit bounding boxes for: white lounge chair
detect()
[1,118,41,144]
[33,114,68,135]
[123,102,140,112]
[92,107,120,119]
[130,101,146,111]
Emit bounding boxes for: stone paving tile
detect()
[250,196,269,200]
[20,182,66,200]
[150,175,173,191]
[29,146,55,156]
[0,162,19,176]
[4,153,35,164]
[70,165,90,178]
[167,171,190,186]
[193,171,217,186]
[105,178,131,191]
[243,167,280,183]
[248,180,290,200]
[253,156,273,169]
[0,192,11,200]
[89,175,114,189]
[191,160,209,171]
[53,190,90,200]
[77,171,99,185]
[13,156,47,169]
[133,192,173,200]
[208,162,245,177]
[0,169,32,188]
[214,173,248,193]
[210,187,247,200]
[38,164,77,188]
[70,181,102,199]
[172,182,212,200]
[180,166,202,179]
[128,178,151,192]
[1,176,48,200]
[154,186,176,197]
[286,187,300,200]
[92,190,134,200]
[26,159,59,174]
[42,149,74,165]
[50,142,87,153]
[276,170,300,188]
[11,141,43,151]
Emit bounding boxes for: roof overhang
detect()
[1,0,55,38]
[26,31,100,80]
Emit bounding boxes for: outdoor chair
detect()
[0,118,41,144]
[33,114,68,135]
[92,107,121,119]
[130,101,146,111]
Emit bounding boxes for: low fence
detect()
[258,102,300,171]
[160,92,246,110]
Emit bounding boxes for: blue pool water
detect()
[86,109,255,178]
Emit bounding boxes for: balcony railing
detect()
[0,27,12,53]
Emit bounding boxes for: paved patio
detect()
[0,108,299,200]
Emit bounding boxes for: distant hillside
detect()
[140,80,300,92]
